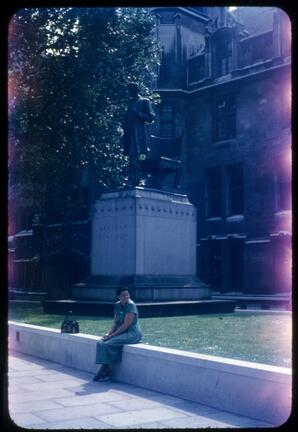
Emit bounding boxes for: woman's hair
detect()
[116,287,130,297]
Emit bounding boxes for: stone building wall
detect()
[153,6,292,294]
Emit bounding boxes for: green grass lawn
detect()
[8,302,292,368]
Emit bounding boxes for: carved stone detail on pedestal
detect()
[72,187,211,301]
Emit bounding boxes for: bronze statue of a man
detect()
[123,83,155,186]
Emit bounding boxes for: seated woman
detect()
[93,288,143,381]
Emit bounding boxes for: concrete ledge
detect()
[9,321,291,426]
[42,299,236,317]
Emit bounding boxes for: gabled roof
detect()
[231,7,276,36]
[150,6,210,22]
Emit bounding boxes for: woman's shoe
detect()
[98,373,112,382]
[93,373,101,382]
[93,366,112,382]
[93,372,112,382]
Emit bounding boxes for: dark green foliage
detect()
[9,7,160,225]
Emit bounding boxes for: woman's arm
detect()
[102,316,118,340]
[105,313,135,339]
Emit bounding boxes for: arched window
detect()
[216,37,232,77]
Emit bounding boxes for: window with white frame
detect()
[206,167,222,218]
[214,96,236,142]
[226,163,244,216]
[160,103,175,138]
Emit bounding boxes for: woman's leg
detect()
[94,338,122,381]
[95,338,123,365]
[94,332,142,381]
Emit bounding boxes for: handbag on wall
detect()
[61,310,80,334]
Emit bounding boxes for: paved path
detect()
[8,352,273,429]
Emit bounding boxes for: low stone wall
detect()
[9,321,291,426]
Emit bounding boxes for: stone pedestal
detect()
[72,187,210,301]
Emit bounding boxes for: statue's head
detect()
[128,83,139,98]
